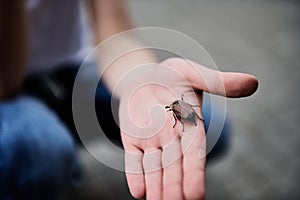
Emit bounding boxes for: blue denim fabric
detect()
[0,96,81,200]
[202,98,231,160]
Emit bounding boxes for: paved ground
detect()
[70,0,300,199]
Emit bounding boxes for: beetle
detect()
[165,94,204,132]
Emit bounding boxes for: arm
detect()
[87,0,157,97]
[86,1,258,200]
[0,1,28,99]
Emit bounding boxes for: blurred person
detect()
[0,0,258,200]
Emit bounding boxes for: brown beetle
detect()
[165,94,204,131]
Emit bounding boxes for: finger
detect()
[219,72,259,98]
[124,145,145,199]
[181,124,206,200]
[143,149,163,200]
[161,58,258,98]
[162,136,184,200]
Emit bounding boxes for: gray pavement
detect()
[70,0,300,199]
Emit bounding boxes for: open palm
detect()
[119,58,258,200]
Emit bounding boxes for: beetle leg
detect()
[197,114,205,122]
[172,113,177,128]
[181,94,184,101]
[191,105,201,107]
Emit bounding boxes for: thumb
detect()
[162,58,259,98]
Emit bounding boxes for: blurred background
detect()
[69,0,300,199]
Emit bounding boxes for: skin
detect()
[0,0,258,199]
[119,58,258,200]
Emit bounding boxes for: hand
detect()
[119,58,258,200]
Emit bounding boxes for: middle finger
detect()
[162,136,184,199]
[143,149,163,200]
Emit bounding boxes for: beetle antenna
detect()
[165,106,170,109]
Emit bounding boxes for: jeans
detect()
[0,97,81,200]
